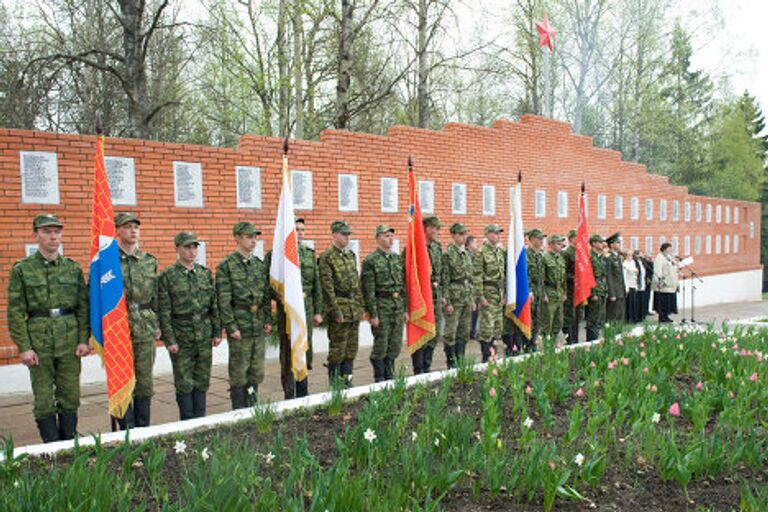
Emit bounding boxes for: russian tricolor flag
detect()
[505,181,532,339]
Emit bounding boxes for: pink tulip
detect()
[695,381,703,391]
[651,384,658,393]
[622,357,629,366]
[675,334,681,340]
[669,403,680,417]
[489,387,496,398]
[492,368,498,377]
[640,351,646,358]
[640,342,646,348]
[525,385,533,395]
[750,372,759,382]
[643,367,649,374]
[512,345,518,352]
[575,387,585,398]
[589,361,596,368]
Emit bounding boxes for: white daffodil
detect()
[651,412,661,424]
[247,386,256,396]
[434,438,440,447]
[174,440,187,455]
[201,447,210,461]
[574,453,585,467]
[363,428,377,443]
[265,451,275,465]
[523,417,534,429]
[411,431,418,442]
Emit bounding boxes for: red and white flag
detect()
[269,150,308,380]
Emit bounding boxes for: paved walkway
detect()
[1,300,766,447]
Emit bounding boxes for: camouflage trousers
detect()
[606,298,626,323]
[170,336,213,394]
[478,286,504,341]
[29,342,81,419]
[132,335,157,399]
[585,296,607,341]
[541,297,564,337]
[327,321,359,364]
[228,334,266,388]
[370,298,404,361]
[426,292,443,349]
[443,299,472,347]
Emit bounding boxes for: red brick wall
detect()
[0,115,761,363]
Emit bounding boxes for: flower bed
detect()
[2,326,768,510]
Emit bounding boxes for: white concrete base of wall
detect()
[675,268,762,308]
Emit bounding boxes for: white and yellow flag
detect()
[269,152,308,381]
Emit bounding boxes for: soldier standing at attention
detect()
[541,234,567,341]
[441,223,474,367]
[158,232,220,420]
[604,233,626,323]
[114,212,160,429]
[561,230,580,344]
[473,224,505,362]
[7,214,90,443]
[361,225,406,382]
[525,228,546,352]
[266,218,324,399]
[319,220,363,386]
[216,222,272,410]
[585,234,608,341]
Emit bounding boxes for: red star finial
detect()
[535,16,556,52]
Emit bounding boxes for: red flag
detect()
[574,189,596,305]
[405,165,435,354]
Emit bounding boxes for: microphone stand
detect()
[686,265,704,324]
[680,271,687,323]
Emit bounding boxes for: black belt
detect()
[336,291,352,298]
[376,291,402,299]
[128,302,153,312]
[28,308,74,319]
[451,278,470,285]
[483,280,501,287]
[173,312,210,322]
[234,303,261,313]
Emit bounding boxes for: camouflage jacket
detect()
[442,243,474,306]
[216,251,271,336]
[361,247,405,318]
[7,251,89,353]
[473,242,505,301]
[119,248,159,342]
[604,251,626,299]
[589,249,608,298]
[158,262,220,346]
[526,247,545,298]
[319,244,363,321]
[562,245,576,296]
[427,241,444,300]
[542,251,566,301]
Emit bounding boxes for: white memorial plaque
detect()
[174,161,204,208]
[452,183,467,214]
[25,244,63,257]
[392,238,401,255]
[236,166,262,209]
[104,156,137,206]
[380,177,398,213]
[348,240,361,272]
[195,241,207,266]
[338,174,358,212]
[419,180,434,214]
[253,240,265,259]
[20,151,59,204]
[483,185,496,216]
[291,170,313,210]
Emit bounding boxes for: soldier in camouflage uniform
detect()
[158,232,221,420]
[441,223,474,368]
[266,218,324,399]
[561,230,581,344]
[604,232,626,324]
[585,234,608,341]
[361,225,405,382]
[114,212,160,429]
[7,214,90,443]
[524,228,546,352]
[541,234,567,340]
[216,222,272,410]
[319,220,363,385]
[410,215,444,374]
[473,224,505,362]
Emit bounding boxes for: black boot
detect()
[246,384,259,406]
[422,346,434,373]
[502,334,514,357]
[295,378,309,397]
[411,350,424,375]
[384,358,395,380]
[176,392,194,420]
[444,345,456,369]
[230,386,247,410]
[571,325,580,345]
[586,325,599,342]
[371,359,386,383]
[479,341,491,363]
[58,413,78,440]
[282,372,297,400]
[341,359,354,387]
[134,398,151,427]
[35,416,60,443]
[192,390,207,418]
[116,404,136,430]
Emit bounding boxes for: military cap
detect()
[567,229,577,239]
[375,224,395,236]
[331,220,352,234]
[589,234,605,244]
[423,215,441,228]
[527,228,545,239]
[606,232,621,245]
[114,212,140,227]
[484,223,504,234]
[33,214,63,230]
[233,221,261,236]
[295,217,305,224]
[449,222,468,234]
[175,231,200,247]
[549,234,565,243]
